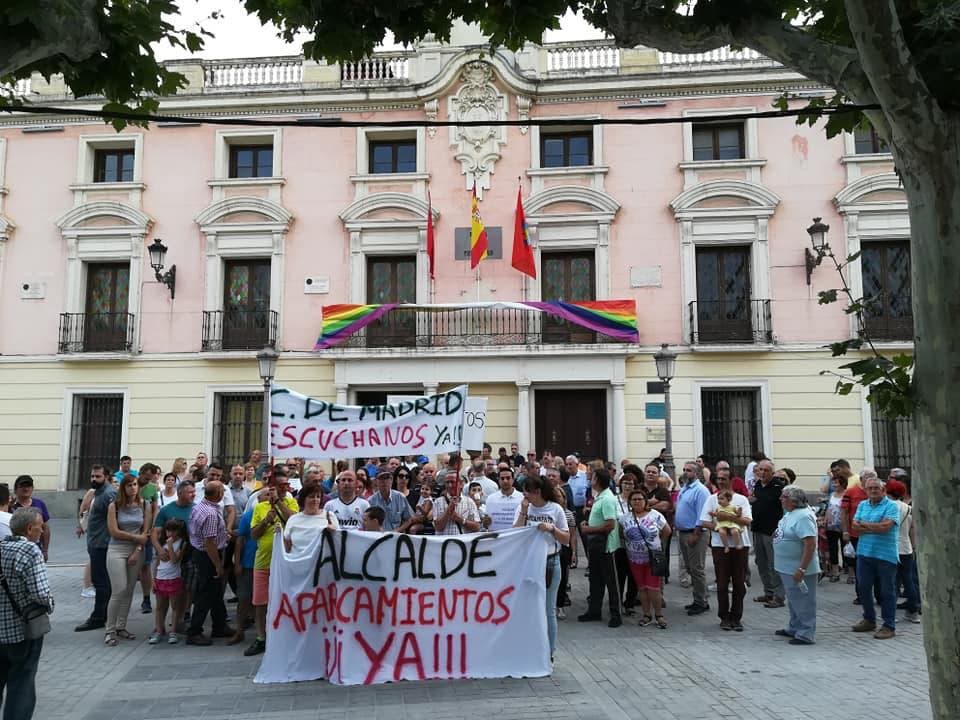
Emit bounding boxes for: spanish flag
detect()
[470,182,489,270]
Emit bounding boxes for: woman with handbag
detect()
[618,491,670,628]
[0,507,54,720]
[513,474,570,662]
[104,474,153,646]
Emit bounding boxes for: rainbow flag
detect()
[527,300,639,343]
[314,304,395,349]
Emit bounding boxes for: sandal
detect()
[655,616,668,629]
[104,632,118,646]
[116,629,136,640]
[638,615,653,627]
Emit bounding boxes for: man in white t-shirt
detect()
[204,465,236,530]
[699,473,753,631]
[483,465,523,532]
[323,470,369,530]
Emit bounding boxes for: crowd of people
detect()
[0,443,919,718]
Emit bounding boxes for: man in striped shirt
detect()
[185,481,234,646]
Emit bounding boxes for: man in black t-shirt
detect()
[749,460,785,608]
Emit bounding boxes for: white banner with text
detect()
[254,527,551,685]
[270,385,468,459]
[388,395,487,451]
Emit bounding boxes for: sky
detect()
[154,1,606,61]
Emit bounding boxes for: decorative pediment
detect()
[834,173,906,213]
[56,201,152,232]
[448,61,507,197]
[524,185,620,221]
[339,191,438,230]
[670,180,780,217]
[195,196,292,233]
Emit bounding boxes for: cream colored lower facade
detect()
[0,347,900,499]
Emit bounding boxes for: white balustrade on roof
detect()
[340,53,413,84]
[203,57,304,88]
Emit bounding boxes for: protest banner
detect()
[270,385,468,459]
[254,527,551,685]
[388,394,487,451]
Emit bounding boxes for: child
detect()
[710,490,743,552]
[363,506,385,532]
[150,518,186,644]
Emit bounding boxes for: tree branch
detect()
[603,1,878,105]
[843,0,944,151]
[0,0,103,78]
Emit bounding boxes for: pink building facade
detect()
[0,30,913,499]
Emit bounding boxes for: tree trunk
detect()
[899,116,960,720]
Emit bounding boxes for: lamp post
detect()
[256,346,279,460]
[653,343,678,480]
[804,217,830,285]
[147,238,177,299]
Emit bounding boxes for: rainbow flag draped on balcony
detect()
[315,300,639,349]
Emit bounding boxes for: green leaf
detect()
[818,289,839,305]
[846,250,862,263]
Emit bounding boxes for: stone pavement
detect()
[36,520,933,720]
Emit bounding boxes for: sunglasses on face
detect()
[398,474,409,478]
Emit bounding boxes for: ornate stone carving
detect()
[516,95,532,135]
[423,99,439,138]
[447,61,507,197]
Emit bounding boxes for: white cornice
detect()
[524,184,620,216]
[670,179,781,215]
[55,201,152,231]
[834,172,906,212]
[195,195,293,229]
[339,191,438,224]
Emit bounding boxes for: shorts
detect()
[628,561,663,592]
[143,543,154,564]
[154,577,184,598]
[253,569,270,606]
[236,568,253,602]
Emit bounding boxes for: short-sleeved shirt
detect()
[773,508,820,576]
[284,511,338,553]
[251,496,299,569]
[138,482,159,504]
[674,481,709,531]
[368,490,413,531]
[894,500,913,555]
[699,493,753,548]
[12,498,49,523]
[618,509,666,564]
[485,490,523,532]
[641,485,673,513]
[842,486,869,537]
[853,497,900,564]
[588,488,623,553]
[568,472,589,508]
[228,485,251,518]
[154,501,194,529]
[188,499,227,552]
[751,478,786,535]
[236,507,258,570]
[431,494,480,536]
[324,496,369,530]
[514,501,568,553]
[114,469,139,482]
[87,484,118,549]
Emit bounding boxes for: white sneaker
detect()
[905,612,921,624]
[80,587,96,599]
[556,607,566,620]
[708,583,717,592]
[168,633,179,644]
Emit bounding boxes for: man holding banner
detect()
[433,474,481,535]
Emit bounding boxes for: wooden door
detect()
[695,246,752,342]
[223,259,271,349]
[540,251,596,343]
[366,255,416,347]
[535,389,607,461]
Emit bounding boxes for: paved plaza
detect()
[35,520,932,720]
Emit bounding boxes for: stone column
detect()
[611,380,627,463]
[335,383,349,406]
[517,380,532,453]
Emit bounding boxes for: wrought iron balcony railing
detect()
[862,314,913,342]
[688,299,772,344]
[202,310,278,351]
[337,306,624,349]
[59,312,135,353]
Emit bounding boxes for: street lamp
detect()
[147,238,177,299]
[257,346,279,459]
[804,217,830,285]
[653,343,678,480]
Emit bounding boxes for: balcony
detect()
[688,300,772,344]
[202,310,278,351]
[862,314,913,342]
[59,313,135,353]
[337,306,623,349]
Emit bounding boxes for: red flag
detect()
[426,191,435,279]
[511,186,537,279]
[470,182,489,270]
